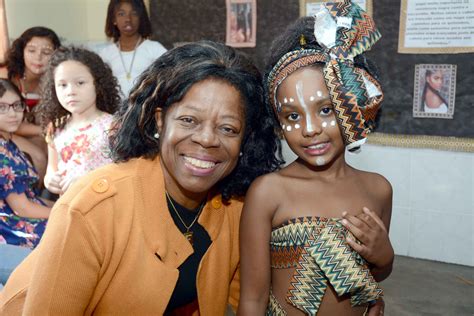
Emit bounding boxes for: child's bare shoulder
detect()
[354,168,392,201]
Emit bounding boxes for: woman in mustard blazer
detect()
[0,41,283,315]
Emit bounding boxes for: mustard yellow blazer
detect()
[0,157,241,315]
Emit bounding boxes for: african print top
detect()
[47,113,114,182]
[0,138,47,248]
[268,216,383,315]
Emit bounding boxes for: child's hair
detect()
[39,46,121,130]
[7,26,61,81]
[105,0,152,42]
[0,79,23,100]
[265,16,380,90]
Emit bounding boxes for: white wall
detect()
[5,0,108,43]
[282,141,474,266]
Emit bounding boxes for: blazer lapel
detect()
[135,157,193,268]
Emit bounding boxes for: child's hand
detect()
[341,207,394,268]
[59,175,77,195]
[45,170,64,195]
[365,298,385,316]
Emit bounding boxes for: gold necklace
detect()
[165,191,205,246]
[117,36,142,81]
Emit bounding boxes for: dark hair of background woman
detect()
[421,69,448,110]
[6,26,61,81]
[0,78,23,100]
[104,0,152,42]
[38,46,121,130]
[109,40,283,201]
[264,16,381,92]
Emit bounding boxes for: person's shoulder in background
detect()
[140,39,167,56]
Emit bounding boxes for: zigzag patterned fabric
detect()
[266,0,383,150]
[268,217,383,315]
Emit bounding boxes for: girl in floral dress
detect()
[39,46,121,195]
[0,79,52,249]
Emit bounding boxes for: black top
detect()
[164,195,212,313]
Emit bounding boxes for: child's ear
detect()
[154,107,163,134]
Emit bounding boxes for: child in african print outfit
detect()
[39,46,121,195]
[0,79,52,249]
[238,2,394,315]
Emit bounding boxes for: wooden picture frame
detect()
[226,0,257,48]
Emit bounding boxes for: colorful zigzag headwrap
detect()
[267,0,384,150]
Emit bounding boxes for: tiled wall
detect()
[281,142,474,266]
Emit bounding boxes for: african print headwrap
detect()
[267,0,383,150]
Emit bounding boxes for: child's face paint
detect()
[276,66,345,167]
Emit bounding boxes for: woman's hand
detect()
[341,207,394,269]
[44,170,64,195]
[59,175,77,194]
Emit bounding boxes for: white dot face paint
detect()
[309,96,315,102]
[281,124,286,130]
[295,80,316,134]
[322,121,328,128]
[283,97,288,104]
[316,91,323,97]
[330,120,336,126]
[286,125,292,132]
[316,157,326,166]
[294,123,301,129]
[289,97,294,103]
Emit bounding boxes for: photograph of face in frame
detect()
[413,64,456,119]
[226,0,256,48]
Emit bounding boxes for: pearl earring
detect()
[153,132,160,139]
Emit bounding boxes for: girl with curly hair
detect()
[0,40,282,315]
[6,26,61,183]
[100,0,166,97]
[239,2,393,315]
[38,46,120,195]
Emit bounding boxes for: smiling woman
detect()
[0,41,283,315]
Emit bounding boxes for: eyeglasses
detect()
[0,101,26,114]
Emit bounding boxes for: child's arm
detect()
[15,121,43,137]
[44,142,63,194]
[6,192,51,218]
[342,178,394,282]
[238,176,276,316]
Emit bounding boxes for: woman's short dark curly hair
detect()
[105,0,152,42]
[7,27,61,81]
[109,40,283,200]
[38,46,121,130]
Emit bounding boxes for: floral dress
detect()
[0,138,47,248]
[47,113,114,182]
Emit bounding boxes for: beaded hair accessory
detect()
[267,0,383,151]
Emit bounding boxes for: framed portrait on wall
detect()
[299,0,373,17]
[413,64,457,119]
[226,0,256,48]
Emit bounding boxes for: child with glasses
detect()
[0,79,52,250]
